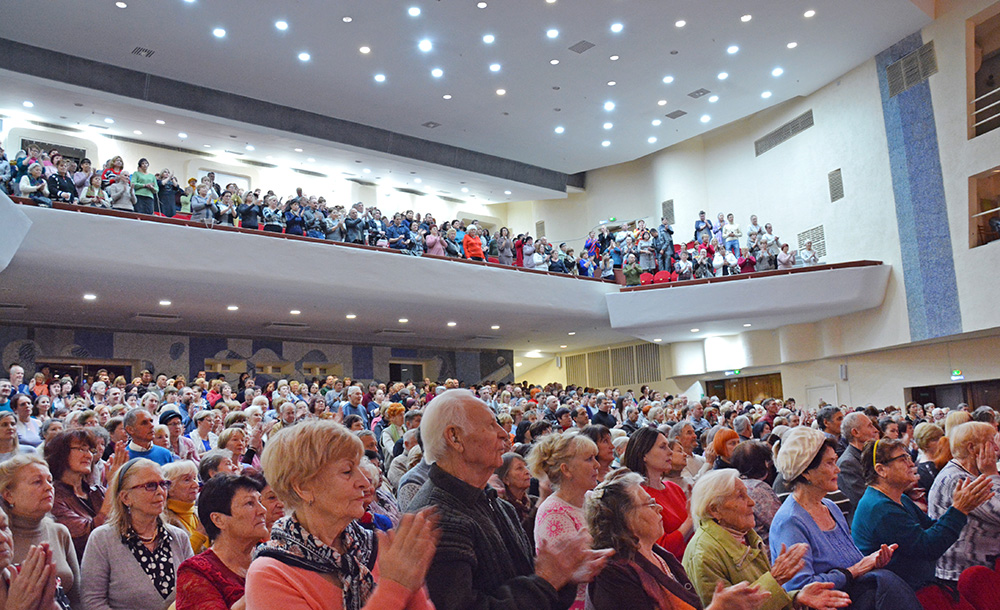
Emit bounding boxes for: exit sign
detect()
[951,369,965,381]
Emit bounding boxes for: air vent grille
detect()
[688,88,711,99]
[661,200,674,225]
[535,220,546,239]
[28,121,81,133]
[610,346,636,386]
[439,196,465,203]
[131,46,155,58]
[565,354,588,385]
[666,110,687,120]
[568,40,595,54]
[133,313,181,323]
[346,178,377,187]
[422,121,441,129]
[375,329,415,336]
[223,150,245,156]
[0,304,27,313]
[635,343,661,383]
[887,41,938,98]
[103,134,214,157]
[796,225,827,258]
[587,350,611,387]
[828,169,844,202]
[241,159,278,169]
[291,168,328,178]
[395,187,426,196]
[754,110,814,157]
[265,322,309,330]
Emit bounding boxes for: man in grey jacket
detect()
[837,410,881,519]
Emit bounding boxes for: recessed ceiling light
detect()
[461,187,469,193]
[362,168,372,173]
[22,100,34,108]
[431,68,443,77]
[657,99,667,106]
[741,14,752,22]
[342,16,352,22]
[648,136,657,144]
[490,63,501,72]
[708,95,719,103]
[374,73,386,82]
[787,42,798,49]
[700,115,710,123]
[743,323,752,327]
[772,67,784,77]
[442,94,452,99]
[504,190,511,195]
[607,80,616,86]
[604,101,615,111]
[408,6,421,16]
[761,90,772,99]
[610,55,620,61]
[546,29,559,38]
[653,338,662,342]
[155,119,165,124]
[554,126,565,134]
[727,45,739,54]
[610,23,623,33]
[560,345,568,348]
[690,328,700,332]
[603,122,613,129]
[602,140,610,147]
[203,144,212,148]
[718,72,729,80]
[213,28,226,38]
[483,34,495,44]
[675,20,686,28]
[290,310,301,315]
[515,362,523,367]
[245,144,254,151]
[419,39,433,52]
[307,157,315,162]
[83,294,97,301]
[550,59,559,65]
[496,88,506,95]
[294,148,303,152]
[359,46,370,54]
[346,313,357,319]
[298,52,311,61]
[804,9,816,18]
[227,305,239,311]
[398,318,409,323]
[159,300,171,306]
[568,332,576,335]
[133,130,142,135]
[178,132,188,138]
[491,325,501,329]
[275,20,288,30]
[662,75,674,84]
[414,177,423,183]
[651,119,661,126]
[116,1,127,7]
[104,117,115,124]
[477,1,487,7]
[447,321,457,326]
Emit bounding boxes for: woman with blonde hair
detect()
[163,461,208,554]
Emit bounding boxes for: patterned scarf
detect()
[254,515,376,610]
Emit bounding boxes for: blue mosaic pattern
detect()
[875,31,962,341]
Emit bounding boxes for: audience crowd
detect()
[1,146,822,282]
[1,357,992,610]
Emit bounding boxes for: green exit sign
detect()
[951,369,965,381]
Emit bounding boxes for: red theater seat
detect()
[639,273,654,286]
[653,270,672,284]
[958,565,1000,610]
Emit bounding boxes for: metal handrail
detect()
[971,84,1000,104]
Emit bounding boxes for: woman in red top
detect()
[100,156,124,189]
[623,427,693,560]
[463,227,485,261]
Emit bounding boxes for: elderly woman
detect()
[683,469,851,610]
[82,458,193,609]
[586,469,770,610]
[529,432,600,610]
[163,461,209,554]
[176,474,267,610]
[712,428,740,470]
[381,403,406,458]
[623,427,692,559]
[0,503,66,610]
[190,411,219,458]
[852,437,993,604]
[19,163,52,206]
[0,454,81,608]
[769,427,918,609]
[494,452,537,544]
[245,471,285,532]
[927,422,1000,583]
[245,420,437,610]
[218,427,260,471]
[913,422,945,490]
[729,440,781,548]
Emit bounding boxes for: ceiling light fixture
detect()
[496,88,506,95]
[761,90,772,99]
[227,305,239,311]
[727,45,739,54]
[607,81,616,86]
[213,28,226,38]
[675,20,686,28]
[787,42,799,50]
[610,23,623,33]
[550,59,559,65]
[22,100,34,108]
[772,67,784,77]
[504,190,511,195]
[298,52,311,61]
[419,39,433,52]
[307,157,315,162]
[342,16,353,22]
[515,362,522,367]
[491,325,501,329]
[483,34,495,44]
[290,310,301,315]
[546,29,559,38]
[398,318,409,323]
[477,1,487,7]
[275,20,288,30]
[690,328,700,332]
[490,63,501,72]
[362,168,372,173]
[700,115,711,123]
[610,55,619,61]
[155,119,165,124]
[408,6,421,16]
[657,99,667,106]
[374,73,386,82]
[741,14,752,22]
[718,72,729,80]
[652,119,662,125]
[744,323,752,327]
[360,46,370,54]
[662,75,674,84]
[431,68,443,77]
[568,332,576,335]
[115,1,127,8]
[603,122,613,129]
[442,94,452,99]
[83,294,97,301]
[346,314,357,319]
[294,148,303,152]
[461,187,469,193]
[804,9,816,18]
[414,178,423,183]
[560,345,568,348]
[708,95,719,103]
[133,130,142,135]
[159,300,171,306]
[245,144,254,151]
[648,136,657,143]
[178,132,188,138]
[203,144,212,148]
[447,321,457,326]
[603,101,615,111]
[653,338,662,342]
[554,126,565,133]
[104,117,115,124]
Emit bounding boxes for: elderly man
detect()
[817,405,846,456]
[837,411,881,517]
[124,407,175,465]
[340,385,368,427]
[409,389,610,610]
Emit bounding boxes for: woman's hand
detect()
[6,544,55,610]
[952,475,995,514]
[795,582,851,610]
[848,543,896,578]
[706,581,770,610]
[107,441,129,480]
[376,509,439,592]
[534,528,613,590]
[770,543,809,585]
[976,443,999,477]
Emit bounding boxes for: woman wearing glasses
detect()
[81,458,194,610]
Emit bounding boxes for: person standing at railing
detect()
[156,169,182,218]
[72,158,94,199]
[189,184,213,221]
[132,158,158,215]
[463,226,485,261]
[80,174,110,208]
[47,158,78,206]
[19,163,52,207]
[723,213,742,257]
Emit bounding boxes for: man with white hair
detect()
[8,365,27,395]
[837,410,881,518]
[409,389,610,610]
[340,385,368,427]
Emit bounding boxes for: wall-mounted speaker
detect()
[556,356,562,368]
[840,364,848,381]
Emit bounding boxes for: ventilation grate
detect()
[28,121,81,133]
[291,168,328,178]
[688,88,711,99]
[241,159,278,169]
[103,134,214,158]
[535,220,546,239]
[395,187,426,196]
[610,346,637,386]
[587,350,611,388]
[0,304,27,313]
[568,40,595,54]
[828,169,844,202]
[265,322,309,330]
[565,354,588,386]
[797,225,827,258]
[754,110,815,157]
[223,150,245,156]
[133,313,180,323]
[375,329,415,336]
[661,200,675,225]
[422,121,441,129]
[346,178,377,187]
[666,110,687,120]
[887,41,938,98]
[131,46,155,58]
[439,196,465,204]
[634,343,661,383]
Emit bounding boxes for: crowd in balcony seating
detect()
[1,146,824,283]
[0,355,996,610]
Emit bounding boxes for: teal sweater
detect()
[851,486,966,589]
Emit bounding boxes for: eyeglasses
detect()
[639,499,660,510]
[882,453,913,465]
[70,446,98,455]
[129,480,172,493]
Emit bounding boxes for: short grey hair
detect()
[420,389,478,465]
[841,412,869,442]
[347,385,363,397]
[733,415,751,435]
[666,421,691,442]
[690,468,741,525]
[123,407,146,429]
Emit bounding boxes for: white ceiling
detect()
[0,0,931,180]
